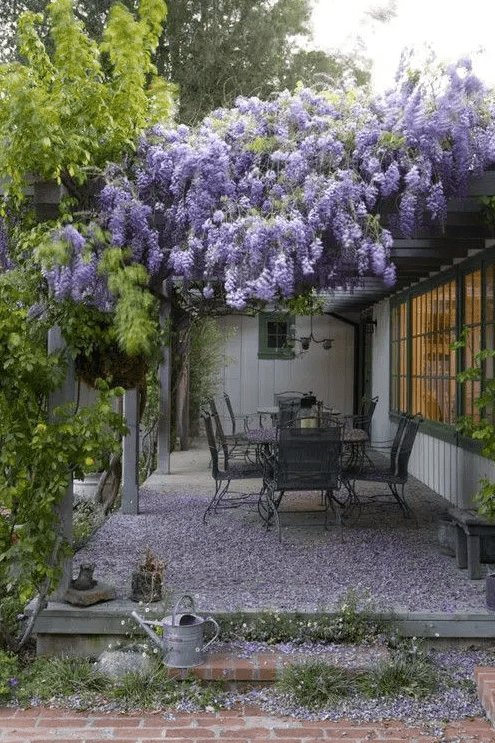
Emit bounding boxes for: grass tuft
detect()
[277,659,353,709]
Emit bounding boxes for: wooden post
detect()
[176,329,190,451]
[122,388,140,514]
[47,326,75,601]
[157,295,172,473]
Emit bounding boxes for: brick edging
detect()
[474,665,495,725]
[166,650,285,682]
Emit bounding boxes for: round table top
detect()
[244,427,277,443]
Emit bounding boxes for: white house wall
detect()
[216,314,354,427]
[371,298,495,509]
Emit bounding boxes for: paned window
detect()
[463,269,482,422]
[390,248,495,430]
[410,280,457,424]
[390,301,408,414]
[258,313,294,360]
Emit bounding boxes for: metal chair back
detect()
[394,414,422,479]
[388,413,410,470]
[274,421,343,492]
[208,398,229,464]
[203,412,221,480]
[355,395,379,437]
[277,398,301,428]
[223,391,237,435]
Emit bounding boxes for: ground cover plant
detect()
[218,588,388,645]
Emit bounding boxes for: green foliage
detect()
[0,273,128,650]
[357,639,439,700]
[277,659,352,709]
[0,650,20,702]
[100,247,161,357]
[72,498,107,550]
[111,658,223,710]
[23,655,109,698]
[0,0,370,126]
[283,290,325,317]
[0,0,175,203]
[188,316,233,436]
[452,328,495,519]
[277,640,440,710]
[218,589,387,645]
[14,652,224,710]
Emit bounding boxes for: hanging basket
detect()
[76,346,148,390]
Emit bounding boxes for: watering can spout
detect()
[130,610,163,651]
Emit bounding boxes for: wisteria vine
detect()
[37,56,495,313]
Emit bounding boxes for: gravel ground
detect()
[69,452,495,731]
[75,464,494,614]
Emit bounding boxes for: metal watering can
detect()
[131,594,219,668]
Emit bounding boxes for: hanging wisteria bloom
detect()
[30,56,495,312]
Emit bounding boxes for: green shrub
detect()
[0,650,20,702]
[72,499,107,550]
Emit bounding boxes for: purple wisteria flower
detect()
[36,56,495,311]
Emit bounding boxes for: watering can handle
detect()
[172,594,195,625]
[202,616,220,651]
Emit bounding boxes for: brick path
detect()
[0,705,494,743]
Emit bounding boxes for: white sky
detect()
[311,0,495,92]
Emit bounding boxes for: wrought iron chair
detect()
[208,397,251,460]
[223,391,259,454]
[342,395,379,467]
[341,413,422,518]
[202,412,262,521]
[259,419,344,540]
[274,390,305,406]
[277,397,301,429]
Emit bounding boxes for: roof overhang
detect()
[324,171,495,317]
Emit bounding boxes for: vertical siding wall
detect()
[215,314,354,427]
[371,299,495,508]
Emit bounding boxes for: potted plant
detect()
[130,546,165,603]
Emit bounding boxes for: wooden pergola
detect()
[39,169,495,599]
[327,171,495,314]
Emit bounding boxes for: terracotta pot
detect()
[130,570,162,603]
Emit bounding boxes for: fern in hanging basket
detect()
[76,345,148,390]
